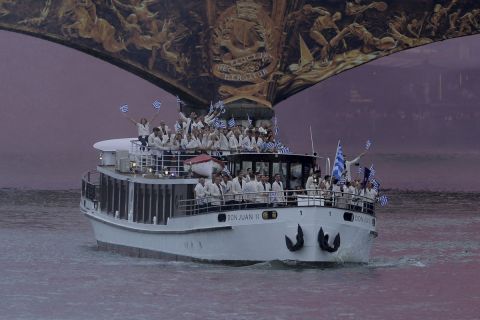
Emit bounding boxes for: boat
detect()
[80,139,378,264]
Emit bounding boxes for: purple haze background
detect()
[1,30,480,190]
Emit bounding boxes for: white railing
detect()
[176,189,377,216]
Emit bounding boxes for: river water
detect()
[0,189,479,320]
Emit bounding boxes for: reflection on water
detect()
[0,189,479,320]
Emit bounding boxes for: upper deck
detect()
[93,138,330,190]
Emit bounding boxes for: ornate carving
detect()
[0,1,480,112]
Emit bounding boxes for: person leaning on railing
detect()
[194,178,209,214]
[221,174,235,210]
[271,174,286,207]
[360,181,378,214]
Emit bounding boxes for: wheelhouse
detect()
[220,153,327,190]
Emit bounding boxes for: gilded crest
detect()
[211,0,278,107]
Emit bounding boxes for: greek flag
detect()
[119,104,129,113]
[247,114,252,126]
[174,121,182,132]
[152,100,161,110]
[339,176,346,185]
[371,179,380,192]
[332,142,345,181]
[365,139,372,150]
[278,146,291,154]
[213,118,226,129]
[222,166,231,176]
[214,100,226,114]
[228,117,236,128]
[369,164,376,180]
[176,96,185,106]
[378,195,389,206]
[264,142,275,150]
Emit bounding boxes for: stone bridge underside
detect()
[1,0,479,116]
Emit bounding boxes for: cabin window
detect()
[156,185,165,224]
[107,176,114,214]
[100,174,108,212]
[255,161,269,175]
[119,180,128,219]
[113,179,120,215]
[144,184,152,223]
[272,162,287,185]
[242,161,252,173]
[290,163,302,189]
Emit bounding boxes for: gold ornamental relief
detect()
[211,0,278,105]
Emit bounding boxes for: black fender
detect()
[318,228,340,253]
[285,224,304,252]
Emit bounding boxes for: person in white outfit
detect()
[194,178,209,214]
[271,174,286,206]
[257,174,271,204]
[221,174,235,210]
[231,171,246,206]
[244,173,259,207]
[305,170,321,196]
[123,113,160,150]
[344,151,367,182]
[209,175,224,210]
[361,181,378,214]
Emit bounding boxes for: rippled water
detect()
[0,189,479,320]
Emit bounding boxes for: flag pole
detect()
[309,125,315,155]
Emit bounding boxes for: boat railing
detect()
[81,170,100,202]
[128,140,233,176]
[176,189,376,217]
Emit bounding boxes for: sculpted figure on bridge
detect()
[59,0,126,53]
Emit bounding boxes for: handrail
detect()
[176,189,377,216]
[81,170,100,201]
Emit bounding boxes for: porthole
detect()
[343,212,354,222]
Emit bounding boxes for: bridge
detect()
[1,0,479,118]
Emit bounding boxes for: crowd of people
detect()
[124,107,290,155]
[192,168,378,214]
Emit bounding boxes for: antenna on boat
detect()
[309,125,315,155]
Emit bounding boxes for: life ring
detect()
[285,224,304,252]
[318,228,340,253]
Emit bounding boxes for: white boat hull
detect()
[81,202,377,264]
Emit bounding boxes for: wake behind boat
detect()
[80,136,378,264]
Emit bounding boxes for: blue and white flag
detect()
[176,96,185,106]
[119,104,129,113]
[365,139,372,150]
[227,117,236,128]
[213,118,226,129]
[378,195,389,206]
[371,179,380,192]
[369,164,376,180]
[339,176,346,185]
[214,100,226,114]
[332,142,345,181]
[174,121,182,133]
[247,114,253,126]
[264,141,275,150]
[222,166,231,176]
[152,99,162,110]
[278,146,291,154]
